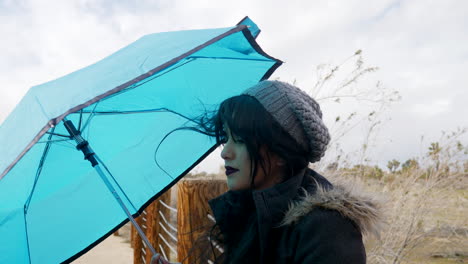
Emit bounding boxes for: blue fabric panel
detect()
[0,27,232,178]
[0,208,29,264]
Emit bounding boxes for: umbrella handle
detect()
[63,119,98,166]
[63,118,172,263]
[150,254,179,264]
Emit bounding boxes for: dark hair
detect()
[210,94,309,185]
[156,95,310,263]
[154,95,309,183]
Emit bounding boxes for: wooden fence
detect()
[132,190,174,264]
[131,179,227,264]
[177,180,227,263]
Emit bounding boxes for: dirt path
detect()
[72,233,133,264]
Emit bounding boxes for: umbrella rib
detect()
[23,128,55,263]
[78,109,83,131]
[37,138,73,144]
[94,154,138,212]
[70,107,195,182]
[80,102,99,133]
[90,58,196,104]
[53,141,78,150]
[24,131,54,210]
[70,108,193,121]
[45,132,72,138]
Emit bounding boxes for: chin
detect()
[227,183,238,191]
[228,183,249,191]
[226,181,239,191]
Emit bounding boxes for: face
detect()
[220,125,252,191]
[220,125,284,191]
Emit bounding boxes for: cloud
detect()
[410,99,452,117]
[0,0,467,172]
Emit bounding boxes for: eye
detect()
[233,135,245,144]
[218,132,228,145]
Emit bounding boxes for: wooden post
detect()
[131,190,174,264]
[177,180,227,263]
[132,213,145,264]
[154,191,173,261]
[131,224,137,249]
[146,190,173,263]
[144,203,156,264]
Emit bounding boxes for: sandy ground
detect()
[72,224,133,264]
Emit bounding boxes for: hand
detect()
[150,254,178,264]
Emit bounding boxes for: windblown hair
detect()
[155,94,310,185]
[201,94,310,185]
[164,95,313,263]
[167,95,311,263]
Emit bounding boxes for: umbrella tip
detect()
[236,16,261,39]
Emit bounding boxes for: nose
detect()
[220,142,233,160]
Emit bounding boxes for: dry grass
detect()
[322,139,468,264]
[122,145,467,264]
[304,50,467,263]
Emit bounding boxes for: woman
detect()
[190,80,381,264]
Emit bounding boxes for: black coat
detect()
[208,169,381,264]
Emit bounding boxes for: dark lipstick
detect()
[225,166,239,176]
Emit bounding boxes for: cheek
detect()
[227,171,251,190]
[239,146,251,166]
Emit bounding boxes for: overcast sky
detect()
[1,0,467,172]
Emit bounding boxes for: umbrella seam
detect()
[34,95,51,121]
[1,25,249,180]
[23,129,54,264]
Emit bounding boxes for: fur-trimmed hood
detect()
[208,169,380,263]
[280,179,383,238]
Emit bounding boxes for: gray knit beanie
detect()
[243,80,330,163]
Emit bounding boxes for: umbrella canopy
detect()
[0,17,281,263]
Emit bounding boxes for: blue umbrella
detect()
[0,17,281,264]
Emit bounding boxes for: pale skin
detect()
[221,125,285,191]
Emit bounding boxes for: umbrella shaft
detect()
[94,164,160,258]
[63,119,161,261]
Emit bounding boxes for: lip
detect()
[225,166,239,176]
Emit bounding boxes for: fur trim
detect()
[280,181,383,238]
